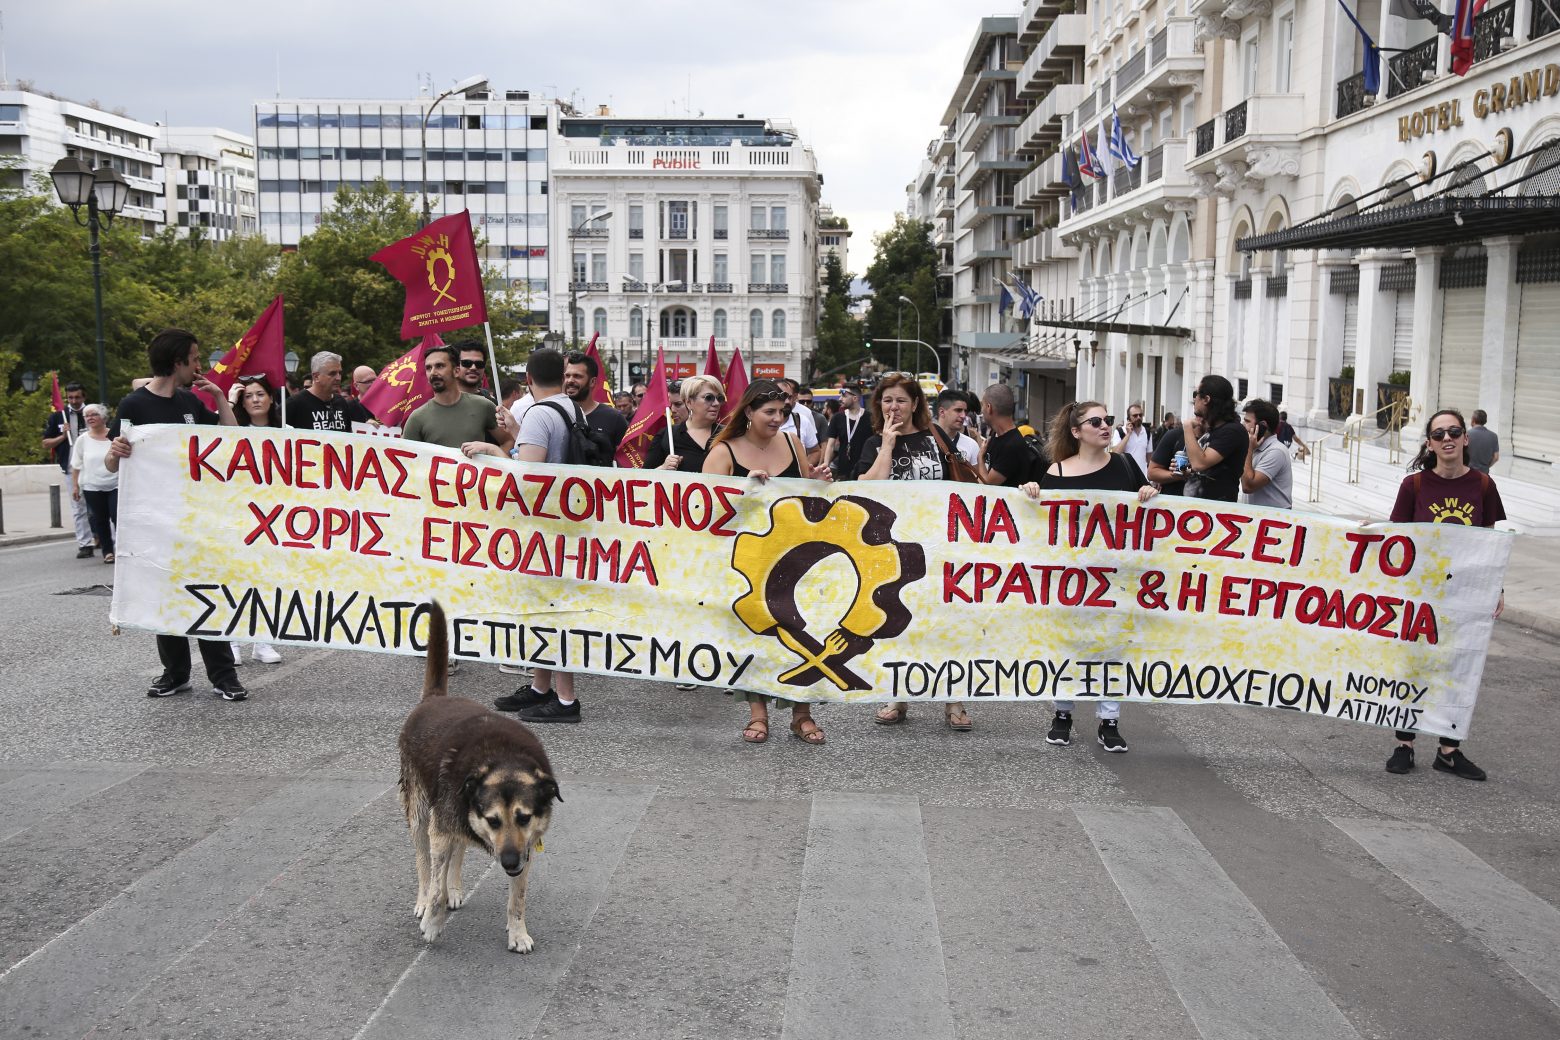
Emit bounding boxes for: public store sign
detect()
[111,426,1512,739]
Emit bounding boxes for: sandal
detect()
[790,717,826,745]
[102,553,116,564]
[742,718,769,744]
[874,704,909,726]
[945,705,973,731]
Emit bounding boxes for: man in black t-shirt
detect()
[822,383,872,479]
[977,383,1037,487]
[563,351,627,457]
[107,328,248,702]
[1148,423,1188,495]
[286,351,372,431]
[1181,375,1247,502]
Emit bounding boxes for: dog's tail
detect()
[423,600,448,700]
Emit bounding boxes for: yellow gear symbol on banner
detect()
[425,244,457,305]
[730,496,924,691]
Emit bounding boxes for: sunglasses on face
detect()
[752,390,788,404]
[1429,427,1465,441]
[1079,416,1112,429]
[458,359,484,368]
[697,392,725,404]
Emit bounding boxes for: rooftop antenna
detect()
[274,51,281,98]
[2,11,10,91]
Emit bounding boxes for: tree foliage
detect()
[862,215,939,371]
[0,175,541,461]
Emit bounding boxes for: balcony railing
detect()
[1224,100,1248,143]
[1473,0,1515,63]
[1195,119,1216,156]
[748,228,789,239]
[1119,48,1147,90]
[569,281,608,292]
[1387,37,1438,99]
[663,228,689,239]
[1538,0,1560,37]
[1078,91,1098,123]
[1110,163,1142,199]
[749,283,788,293]
[1146,144,1164,182]
[707,282,733,293]
[1336,70,1371,119]
[1151,26,1169,64]
[628,227,644,239]
[621,279,647,292]
[569,226,608,238]
[713,228,728,239]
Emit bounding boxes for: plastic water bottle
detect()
[1173,449,1189,473]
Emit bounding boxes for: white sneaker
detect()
[497,663,531,676]
[252,642,282,664]
[230,641,244,666]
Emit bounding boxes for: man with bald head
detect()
[977,383,1041,487]
[350,365,377,400]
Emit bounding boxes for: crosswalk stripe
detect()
[0,763,151,843]
[0,775,389,1038]
[782,792,956,1040]
[1076,806,1363,1040]
[1331,817,1560,1009]
[355,780,657,1040]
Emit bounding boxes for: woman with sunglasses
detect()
[1020,401,1158,754]
[647,374,724,472]
[1383,408,1505,781]
[859,375,973,731]
[230,376,284,664]
[704,379,833,745]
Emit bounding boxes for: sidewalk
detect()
[4,487,1555,639]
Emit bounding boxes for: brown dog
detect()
[398,602,560,952]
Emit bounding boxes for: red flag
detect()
[703,335,720,378]
[196,295,287,411]
[370,211,488,339]
[359,334,442,426]
[50,372,63,412]
[719,345,749,425]
[1449,0,1489,76]
[584,331,613,405]
[615,347,671,468]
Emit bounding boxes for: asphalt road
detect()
[1,539,1558,1040]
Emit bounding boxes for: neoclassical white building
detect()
[549,116,820,385]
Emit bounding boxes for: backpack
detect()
[539,400,616,467]
[1019,428,1050,483]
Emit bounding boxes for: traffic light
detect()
[864,339,872,354]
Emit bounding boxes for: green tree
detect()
[822,250,851,301]
[863,215,939,371]
[811,295,864,383]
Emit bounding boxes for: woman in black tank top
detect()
[703,380,832,746]
[1021,401,1159,755]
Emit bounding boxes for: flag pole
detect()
[481,321,502,404]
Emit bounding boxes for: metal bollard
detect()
[50,484,62,529]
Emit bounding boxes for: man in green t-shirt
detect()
[402,345,514,452]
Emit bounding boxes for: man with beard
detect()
[455,342,496,402]
[1181,375,1247,501]
[563,350,627,457]
[402,345,513,452]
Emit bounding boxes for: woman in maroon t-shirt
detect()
[1385,408,1505,781]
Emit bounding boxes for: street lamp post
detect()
[568,210,613,349]
[420,74,488,228]
[51,158,129,406]
[895,298,903,372]
[897,294,921,376]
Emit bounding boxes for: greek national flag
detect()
[1109,106,1140,169]
[1008,276,1042,320]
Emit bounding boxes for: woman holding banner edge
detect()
[1383,408,1505,781]
[858,374,974,732]
[1022,401,1159,754]
[704,380,833,745]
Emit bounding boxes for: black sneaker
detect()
[1046,712,1073,746]
[1385,745,1415,774]
[147,674,192,698]
[77,546,95,558]
[519,697,581,724]
[493,685,551,713]
[1098,719,1129,753]
[1433,748,1486,781]
[214,678,248,702]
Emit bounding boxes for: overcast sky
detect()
[8,1,1003,268]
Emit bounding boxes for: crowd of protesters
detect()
[58,328,1503,779]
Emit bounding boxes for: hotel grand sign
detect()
[1396,63,1560,142]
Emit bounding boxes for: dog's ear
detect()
[461,766,490,800]
[536,775,562,806]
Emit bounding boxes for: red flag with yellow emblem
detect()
[370,211,488,339]
[195,295,286,411]
[614,347,671,468]
[584,331,613,405]
[359,334,443,427]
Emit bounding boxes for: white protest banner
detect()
[110,426,1512,738]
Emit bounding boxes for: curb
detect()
[0,531,75,550]
[1498,607,1560,642]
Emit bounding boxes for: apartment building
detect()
[157,127,258,240]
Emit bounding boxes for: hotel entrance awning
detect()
[1237,195,1560,252]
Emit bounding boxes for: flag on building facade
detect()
[1449,0,1490,76]
[370,211,488,340]
[195,295,287,411]
[1009,277,1042,320]
[1096,118,1116,178]
[1336,0,1384,94]
[1078,130,1105,179]
[1389,0,1453,31]
[1062,144,1081,211]
[358,334,441,426]
[1109,107,1141,168]
[720,345,749,425]
[617,348,672,468]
